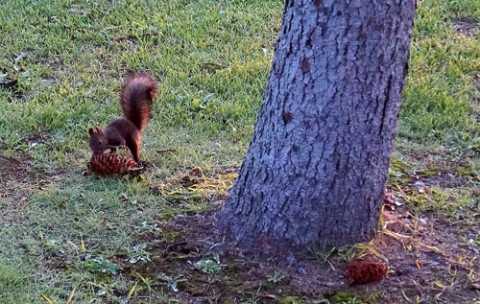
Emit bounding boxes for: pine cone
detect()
[346,259,388,285]
[88,153,145,176]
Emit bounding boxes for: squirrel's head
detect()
[88,126,110,154]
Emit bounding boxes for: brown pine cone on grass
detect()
[87,153,145,176]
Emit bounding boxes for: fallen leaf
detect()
[471,283,480,290]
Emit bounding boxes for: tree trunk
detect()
[217,0,415,251]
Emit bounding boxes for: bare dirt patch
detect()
[0,151,61,222]
[129,168,480,303]
[102,203,478,303]
[377,209,480,303]
[392,155,476,188]
[0,153,40,195]
[0,134,55,189]
[453,17,479,37]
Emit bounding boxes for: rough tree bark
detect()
[218,0,415,250]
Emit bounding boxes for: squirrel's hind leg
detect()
[125,134,141,163]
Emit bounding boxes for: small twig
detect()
[157,148,176,154]
[0,154,21,164]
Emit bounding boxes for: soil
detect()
[453,16,479,37]
[112,202,479,304]
[0,153,42,198]
[0,150,61,225]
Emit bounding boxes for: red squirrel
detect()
[88,73,158,162]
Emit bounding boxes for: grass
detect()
[401,0,480,142]
[1,0,480,303]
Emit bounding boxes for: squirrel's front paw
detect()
[117,145,129,151]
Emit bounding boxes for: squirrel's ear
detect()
[88,126,102,135]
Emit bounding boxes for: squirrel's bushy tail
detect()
[120,73,158,133]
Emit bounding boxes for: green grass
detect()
[1,0,480,303]
[0,0,278,158]
[400,0,480,143]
